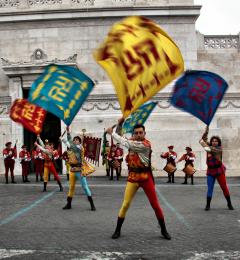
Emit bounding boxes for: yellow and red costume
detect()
[36,136,63,192]
[111,131,170,240]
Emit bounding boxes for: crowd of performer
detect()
[2,120,235,241]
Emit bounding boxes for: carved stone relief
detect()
[204,36,239,49]
[28,0,62,5]
[71,0,95,5]
[0,0,20,8]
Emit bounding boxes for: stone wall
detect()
[0,1,239,176]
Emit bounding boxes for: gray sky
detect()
[194,0,240,35]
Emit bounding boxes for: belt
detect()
[70,163,82,167]
[129,167,151,173]
[208,164,222,169]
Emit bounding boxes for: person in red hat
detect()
[161,145,177,183]
[177,147,196,185]
[3,141,17,183]
[19,145,31,183]
[32,146,44,182]
[107,144,121,181]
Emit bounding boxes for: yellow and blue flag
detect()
[170,70,228,125]
[94,16,184,118]
[28,64,94,125]
[122,101,157,134]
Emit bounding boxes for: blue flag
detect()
[170,70,228,125]
[122,101,158,134]
[28,64,94,125]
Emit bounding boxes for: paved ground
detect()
[0,175,240,260]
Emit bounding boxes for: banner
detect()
[122,101,158,133]
[170,70,229,125]
[83,136,102,166]
[10,98,46,134]
[94,16,184,118]
[28,64,95,125]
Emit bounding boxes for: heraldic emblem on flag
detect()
[170,70,229,125]
[94,16,184,118]
[122,101,158,134]
[10,98,46,134]
[28,64,95,125]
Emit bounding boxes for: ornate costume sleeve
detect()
[112,132,150,166]
[37,136,45,147]
[60,136,71,149]
[35,143,52,157]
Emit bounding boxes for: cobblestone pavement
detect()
[0,176,240,260]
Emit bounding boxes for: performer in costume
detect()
[19,145,31,183]
[62,149,70,181]
[161,145,177,183]
[116,142,124,177]
[102,140,111,177]
[61,127,96,211]
[35,136,63,192]
[32,146,44,182]
[106,120,171,240]
[3,141,17,184]
[200,126,234,211]
[108,144,121,181]
[177,147,195,185]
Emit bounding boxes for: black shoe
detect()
[111,217,125,239]
[225,195,234,210]
[63,197,72,210]
[205,197,211,211]
[112,231,121,239]
[182,182,187,184]
[88,196,96,211]
[158,219,171,240]
[43,182,47,192]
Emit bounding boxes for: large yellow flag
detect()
[94,16,184,118]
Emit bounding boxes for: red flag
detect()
[10,98,46,134]
[83,136,102,166]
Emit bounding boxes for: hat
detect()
[21,145,27,149]
[5,141,12,147]
[185,147,192,152]
[168,145,174,149]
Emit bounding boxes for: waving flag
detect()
[94,16,184,118]
[28,64,95,125]
[122,101,158,133]
[10,98,46,134]
[170,70,228,125]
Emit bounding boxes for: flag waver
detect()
[122,101,158,134]
[10,98,46,134]
[170,70,229,125]
[28,64,95,125]
[94,16,184,118]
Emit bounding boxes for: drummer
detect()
[177,147,196,185]
[161,145,177,183]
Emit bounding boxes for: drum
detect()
[183,164,196,176]
[163,163,176,174]
[112,160,120,169]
